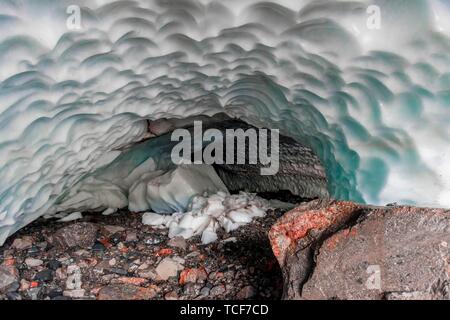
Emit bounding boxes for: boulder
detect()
[50,222,99,249]
[269,199,450,300]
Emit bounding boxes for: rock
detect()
[11,236,33,250]
[48,289,64,299]
[155,257,184,280]
[92,242,106,252]
[0,265,18,293]
[210,284,226,296]
[27,287,41,300]
[19,279,30,291]
[167,236,187,250]
[137,267,159,281]
[6,292,22,300]
[47,259,62,270]
[34,269,53,282]
[183,283,202,296]
[125,231,138,242]
[236,285,257,300]
[179,268,208,285]
[109,268,128,276]
[51,223,99,249]
[200,286,211,296]
[269,199,450,300]
[101,225,125,237]
[25,258,43,268]
[116,277,146,286]
[164,291,179,300]
[97,284,157,300]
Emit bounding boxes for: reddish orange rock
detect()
[179,268,208,285]
[155,248,173,256]
[117,277,147,286]
[269,199,361,267]
[3,258,15,266]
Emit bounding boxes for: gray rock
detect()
[236,285,257,299]
[25,258,43,267]
[50,223,99,249]
[34,269,53,282]
[167,236,187,250]
[155,257,184,280]
[0,265,18,293]
[210,284,226,296]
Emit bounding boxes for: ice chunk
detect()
[142,191,270,244]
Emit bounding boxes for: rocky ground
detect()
[0,207,287,300]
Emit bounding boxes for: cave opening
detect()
[0,113,330,300]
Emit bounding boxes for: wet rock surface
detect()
[269,200,450,300]
[0,207,285,300]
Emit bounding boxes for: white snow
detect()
[57,212,83,222]
[142,191,271,245]
[129,164,229,213]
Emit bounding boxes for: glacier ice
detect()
[0,0,450,245]
[142,191,271,245]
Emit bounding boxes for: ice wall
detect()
[0,0,450,244]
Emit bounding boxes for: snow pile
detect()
[142,192,271,244]
[129,164,229,213]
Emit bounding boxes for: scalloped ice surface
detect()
[1,0,450,245]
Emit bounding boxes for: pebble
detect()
[183,283,202,296]
[236,285,257,299]
[6,292,22,300]
[34,269,53,282]
[109,268,128,276]
[179,268,208,285]
[92,242,106,252]
[167,236,187,250]
[125,231,138,242]
[27,287,41,300]
[102,225,125,237]
[11,237,33,250]
[155,257,184,280]
[164,290,179,300]
[200,286,211,296]
[144,236,162,245]
[210,284,226,296]
[47,259,62,270]
[0,265,19,293]
[25,257,44,267]
[108,258,117,266]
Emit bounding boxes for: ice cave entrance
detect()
[47,114,329,244]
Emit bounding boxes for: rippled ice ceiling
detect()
[0,0,450,244]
